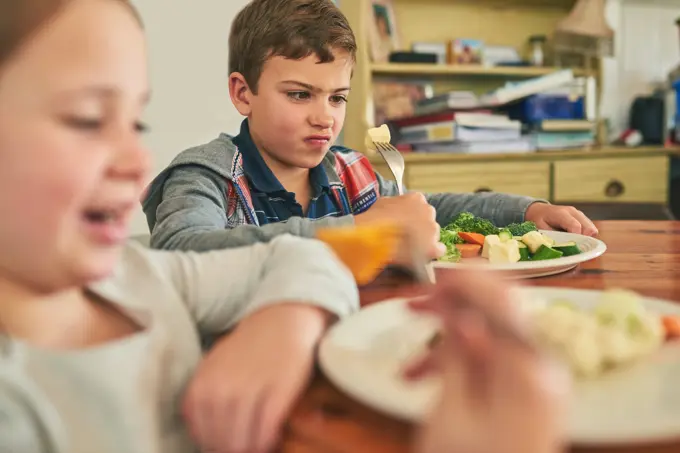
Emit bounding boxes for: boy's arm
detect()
[150,235,359,336]
[374,172,543,227]
[149,166,355,251]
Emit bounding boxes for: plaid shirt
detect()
[225,145,380,228]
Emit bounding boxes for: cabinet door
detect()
[554,157,669,203]
[406,161,550,199]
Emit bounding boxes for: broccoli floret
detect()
[439,246,461,263]
[450,212,475,226]
[438,229,463,262]
[470,218,499,236]
[505,221,538,236]
[440,229,464,245]
[445,212,499,236]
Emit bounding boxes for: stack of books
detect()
[534,119,596,151]
[395,111,533,154]
[390,70,578,155]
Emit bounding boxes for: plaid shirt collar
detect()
[232,119,331,197]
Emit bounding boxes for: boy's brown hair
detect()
[229,0,357,93]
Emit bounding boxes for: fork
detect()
[374,142,405,196]
[373,141,436,284]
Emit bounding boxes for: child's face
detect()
[245,50,352,170]
[0,0,150,292]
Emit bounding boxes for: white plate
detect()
[432,230,606,279]
[319,287,680,446]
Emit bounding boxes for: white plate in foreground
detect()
[432,230,606,279]
[319,287,680,446]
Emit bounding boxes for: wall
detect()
[129,0,250,234]
[602,0,680,136]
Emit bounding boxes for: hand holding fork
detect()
[370,138,439,283]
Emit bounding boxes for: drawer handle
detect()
[475,187,493,193]
[605,180,625,198]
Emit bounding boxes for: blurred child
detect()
[0,1,358,452]
[0,1,570,453]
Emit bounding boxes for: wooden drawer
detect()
[553,156,669,203]
[407,161,550,199]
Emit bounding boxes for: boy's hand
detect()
[525,202,598,237]
[354,193,445,260]
[182,304,332,453]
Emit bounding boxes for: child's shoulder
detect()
[94,242,186,310]
[168,133,239,176]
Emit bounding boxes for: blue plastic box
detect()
[673,79,680,141]
[503,94,586,124]
[673,79,680,126]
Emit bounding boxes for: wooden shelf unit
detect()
[339,0,591,152]
[335,1,677,214]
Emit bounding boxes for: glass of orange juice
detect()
[316,222,431,286]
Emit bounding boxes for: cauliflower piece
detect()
[364,124,391,153]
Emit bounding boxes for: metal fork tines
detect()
[374,141,405,196]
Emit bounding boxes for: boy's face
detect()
[233,50,353,171]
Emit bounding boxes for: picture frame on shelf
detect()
[373,80,431,126]
[448,38,484,65]
[368,0,400,63]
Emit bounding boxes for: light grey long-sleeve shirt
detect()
[141,134,541,252]
[0,236,359,453]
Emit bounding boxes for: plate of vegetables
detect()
[319,287,680,445]
[434,212,606,278]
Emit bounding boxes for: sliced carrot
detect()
[456,243,482,258]
[662,316,680,340]
[458,232,486,246]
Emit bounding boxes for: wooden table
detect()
[282,221,680,453]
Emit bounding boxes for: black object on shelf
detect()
[389,51,438,64]
[629,96,665,145]
[670,157,680,220]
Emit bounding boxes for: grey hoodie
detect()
[141,133,541,252]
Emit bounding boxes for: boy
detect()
[142,0,597,258]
